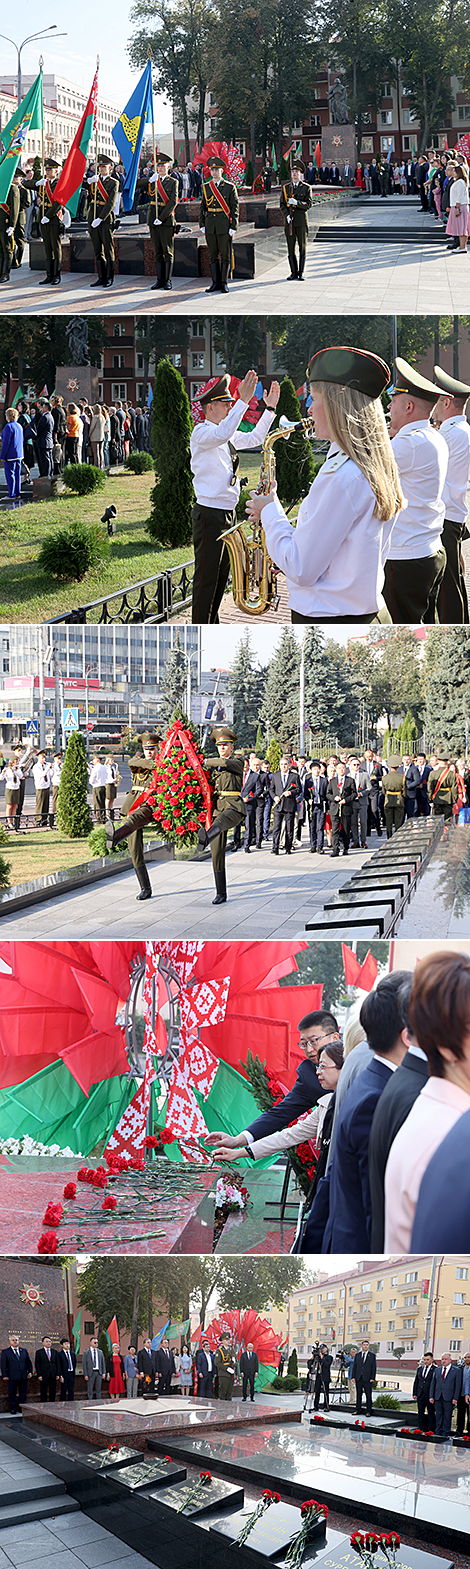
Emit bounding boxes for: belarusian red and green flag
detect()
[0,71,43,204]
[53,67,98,217]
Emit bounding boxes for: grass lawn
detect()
[0,819,164,887]
[0,471,194,622]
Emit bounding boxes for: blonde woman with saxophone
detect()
[246,346,404,623]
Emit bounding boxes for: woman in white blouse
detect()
[246,345,404,624]
[1,760,22,829]
[210,1041,344,1174]
[384,950,470,1251]
[446,160,470,254]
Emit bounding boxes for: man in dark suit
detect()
[242,757,267,852]
[239,1343,259,1402]
[270,753,301,855]
[403,756,421,818]
[206,1010,340,1156]
[35,1336,59,1402]
[1,1335,33,1413]
[368,978,426,1251]
[416,754,431,816]
[352,1342,376,1416]
[303,974,410,1252]
[312,1345,333,1410]
[456,1353,470,1435]
[35,400,55,478]
[327,763,356,856]
[411,1104,470,1249]
[413,1353,436,1430]
[137,1339,156,1395]
[155,1338,175,1395]
[196,1339,215,1397]
[430,1355,462,1437]
[58,1338,77,1401]
[364,751,384,837]
[305,763,328,853]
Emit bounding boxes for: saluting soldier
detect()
[11,169,31,268]
[0,180,20,285]
[383,756,406,838]
[214,1333,236,1401]
[105,729,162,900]
[280,158,312,281]
[433,365,470,624]
[197,724,245,904]
[35,157,65,287]
[145,150,178,291]
[200,153,239,294]
[87,154,120,289]
[427,750,458,821]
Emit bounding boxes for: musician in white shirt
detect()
[246,346,403,622]
[1,760,23,829]
[51,753,63,823]
[105,755,119,820]
[88,755,107,822]
[385,356,448,623]
[32,751,52,827]
[433,364,470,623]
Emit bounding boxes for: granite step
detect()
[0,1492,79,1529]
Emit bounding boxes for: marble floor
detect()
[399,824,470,938]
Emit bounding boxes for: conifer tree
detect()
[270,377,317,510]
[148,357,194,546]
[227,631,267,748]
[260,628,301,748]
[57,731,92,838]
[266,737,282,771]
[424,627,470,753]
[255,722,267,756]
[160,635,189,725]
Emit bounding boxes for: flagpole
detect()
[39,55,45,222]
[148,48,158,211]
[93,55,99,222]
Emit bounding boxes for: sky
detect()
[201,625,355,669]
[1,2,173,127]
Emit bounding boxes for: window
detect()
[112,354,125,369]
[404,1296,417,1306]
[349,1287,354,1295]
[452,1317,463,1329]
[327,1291,335,1300]
[84,1321,95,1334]
[308,1314,313,1321]
[113,323,126,337]
[450,1340,461,1352]
[192,353,205,369]
[361,1285,370,1294]
[381,110,393,125]
[387,1341,394,1352]
[456,1268,468,1279]
[137,353,144,370]
[318,1294,322,1303]
[458,105,470,120]
[111,383,127,400]
[403,1319,415,1330]
[391,1277,398,1286]
[454,1293,466,1304]
[361,135,373,153]
[405,1272,418,1283]
[404,1342,414,1352]
[388,1321,395,1330]
[375,1323,381,1332]
[358,1323,369,1333]
[339,1289,345,1299]
[382,81,391,97]
[389,1299,397,1309]
[376,1281,383,1291]
[169,353,182,368]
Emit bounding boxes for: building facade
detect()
[288,1257,470,1370]
[0,73,121,163]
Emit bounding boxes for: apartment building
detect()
[0,73,121,162]
[288,1257,470,1370]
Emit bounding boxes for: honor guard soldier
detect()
[214,1333,236,1401]
[0,180,20,285]
[36,158,66,286]
[200,154,239,294]
[197,724,245,904]
[385,356,448,623]
[280,159,312,281]
[433,365,470,623]
[190,370,279,623]
[105,729,162,900]
[146,151,178,291]
[427,750,458,821]
[87,155,120,289]
[383,756,406,838]
[11,169,31,268]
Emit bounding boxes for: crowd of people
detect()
[207,950,470,1253]
[0,392,151,498]
[0,1330,258,1412]
[0,744,121,830]
[308,1343,470,1438]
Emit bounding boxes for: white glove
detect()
[36,178,47,188]
[200,226,205,235]
[229,227,235,236]
[63,208,71,229]
[41,216,50,225]
[92,217,101,227]
[7,227,14,236]
[289,197,297,206]
[153,217,161,225]
[87,175,96,184]
[148,173,157,184]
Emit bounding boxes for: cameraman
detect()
[343,1347,356,1405]
[311,1343,333,1411]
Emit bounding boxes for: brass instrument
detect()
[219,415,315,618]
[13,745,37,776]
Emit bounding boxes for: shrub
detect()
[39,522,110,581]
[269,1374,300,1392]
[88,826,127,858]
[245,160,254,188]
[0,852,11,889]
[57,731,92,838]
[374,1393,401,1409]
[62,463,107,495]
[148,358,193,546]
[287,1348,298,1378]
[236,486,251,521]
[125,451,154,474]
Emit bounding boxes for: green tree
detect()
[128,0,216,163]
[57,731,92,838]
[391,1345,406,1363]
[136,318,190,402]
[280,941,389,1010]
[217,1258,305,1311]
[160,635,189,724]
[260,629,301,747]
[266,737,282,770]
[255,722,267,756]
[208,0,271,168]
[399,711,419,754]
[287,1347,298,1376]
[270,377,316,511]
[148,357,194,546]
[317,0,393,152]
[211,316,265,378]
[366,627,425,730]
[423,627,470,752]
[227,631,268,749]
[387,0,470,152]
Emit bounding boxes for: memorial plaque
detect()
[210,1500,327,1559]
[110,1460,187,1492]
[85,1446,143,1471]
[309,1543,453,1569]
[150,1476,244,1516]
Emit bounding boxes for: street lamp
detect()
[0,27,67,106]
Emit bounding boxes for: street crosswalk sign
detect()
[26,719,38,735]
[63,707,79,731]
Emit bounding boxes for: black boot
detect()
[205,261,219,293]
[135,863,152,901]
[220,261,229,293]
[90,258,103,287]
[151,259,164,290]
[48,813,55,829]
[1,267,11,284]
[105,262,114,288]
[163,257,173,290]
[212,868,227,905]
[39,270,53,285]
[51,263,61,285]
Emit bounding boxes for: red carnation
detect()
[92,1171,107,1188]
[200,1470,211,1482]
[145,1135,160,1148]
[164,1456,172,1463]
[77,1167,89,1181]
[102,1195,117,1210]
[263,1489,273,1499]
[43,1202,63,1226]
[38,1231,58,1254]
[160,1130,176,1144]
[63,1183,76,1200]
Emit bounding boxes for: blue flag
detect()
[151,1319,170,1351]
[112,61,153,213]
[147,384,153,408]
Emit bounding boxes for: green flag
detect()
[11,386,24,408]
[0,72,43,203]
[296,141,302,157]
[271,142,278,172]
[72,1309,81,1354]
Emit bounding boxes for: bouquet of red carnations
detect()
[133,718,214,849]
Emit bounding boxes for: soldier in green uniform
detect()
[280,159,312,281]
[87,154,120,289]
[105,729,162,900]
[197,724,245,904]
[427,751,458,821]
[200,154,239,294]
[35,158,65,286]
[383,756,406,838]
[215,1333,236,1401]
[0,181,20,284]
[145,150,178,291]
[11,170,31,268]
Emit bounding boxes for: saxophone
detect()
[219,415,315,618]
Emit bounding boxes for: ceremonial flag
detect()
[11,386,24,408]
[151,1319,170,1351]
[147,384,153,407]
[0,72,43,204]
[314,140,321,169]
[296,141,302,157]
[53,69,98,219]
[342,943,362,987]
[271,142,278,172]
[284,142,296,160]
[358,950,378,991]
[72,1309,81,1354]
[107,1315,119,1346]
[175,141,184,165]
[112,60,153,213]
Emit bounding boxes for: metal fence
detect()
[46,559,195,625]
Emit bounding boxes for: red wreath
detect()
[193,139,246,186]
[133,719,214,848]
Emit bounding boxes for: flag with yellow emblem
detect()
[112,61,153,212]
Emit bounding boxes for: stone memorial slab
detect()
[309,1413,403,1434]
[210,1500,327,1559]
[109,1459,187,1491]
[308,1542,453,1569]
[150,1475,244,1516]
[85,1445,143,1470]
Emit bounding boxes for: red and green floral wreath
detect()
[132,717,215,849]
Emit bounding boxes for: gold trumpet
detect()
[219,415,315,618]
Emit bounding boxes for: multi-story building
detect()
[0,73,122,162]
[288,1258,470,1371]
[99,316,272,408]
